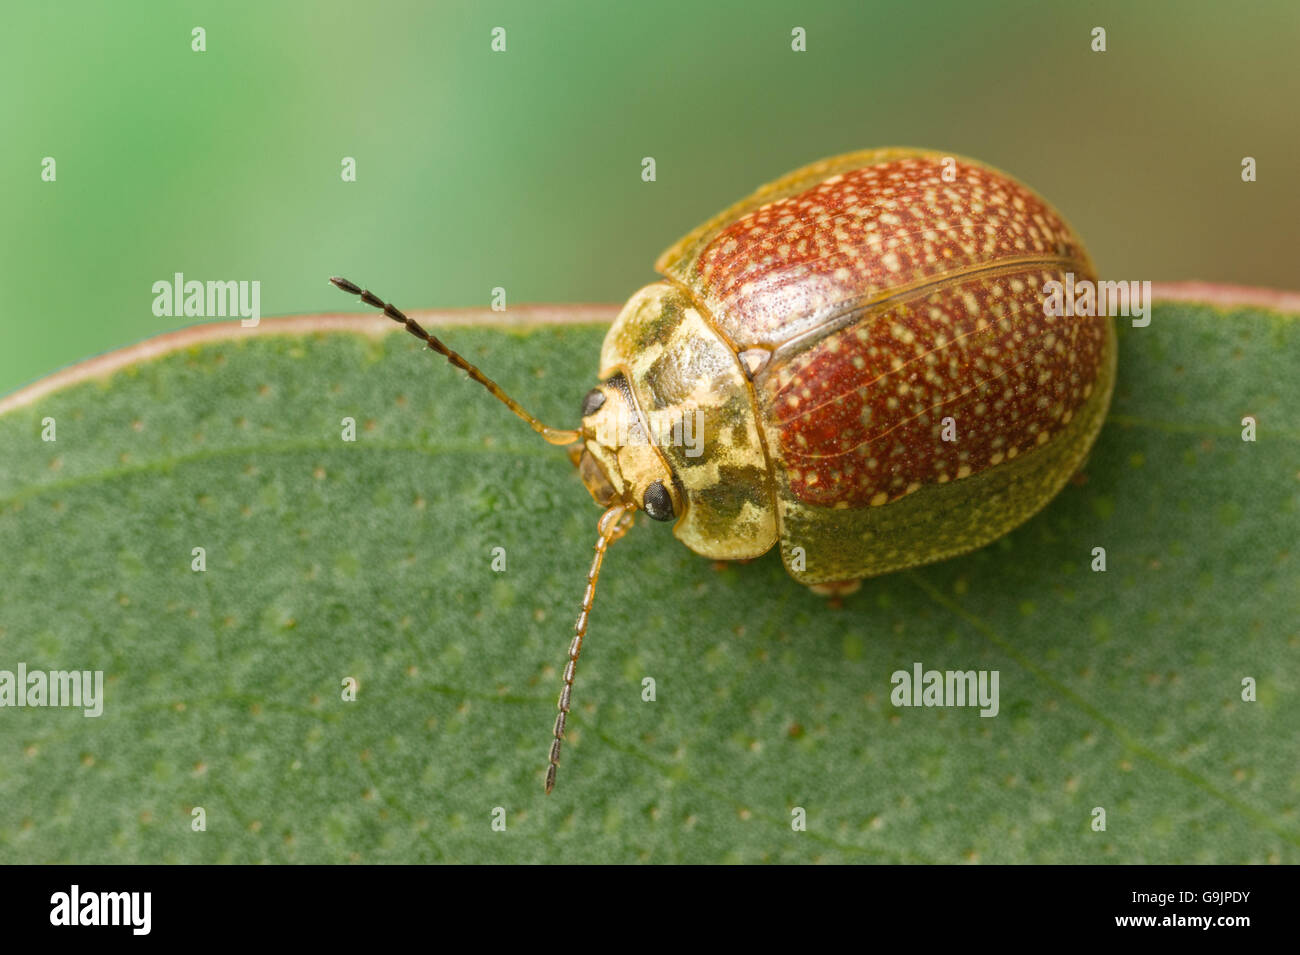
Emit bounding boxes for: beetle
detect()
[331,147,1117,793]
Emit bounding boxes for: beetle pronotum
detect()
[332,147,1115,792]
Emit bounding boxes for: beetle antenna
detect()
[329,276,581,446]
[546,502,633,793]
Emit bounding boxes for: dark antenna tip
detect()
[328,275,581,446]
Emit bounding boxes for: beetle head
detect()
[575,372,683,524]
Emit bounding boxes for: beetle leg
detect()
[709,556,757,572]
[807,579,863,598]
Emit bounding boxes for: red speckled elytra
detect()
[331,147,1116,792]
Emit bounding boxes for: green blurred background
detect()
[3,0,1297,395]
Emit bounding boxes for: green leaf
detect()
[0,299,1296,863]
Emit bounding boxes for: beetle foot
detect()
[710,557,757,572]
[807,579,863,601]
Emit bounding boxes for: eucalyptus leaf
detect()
[0,299,1295,863]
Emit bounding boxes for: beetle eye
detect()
[580,388,606,417]
[642,480,674,522]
